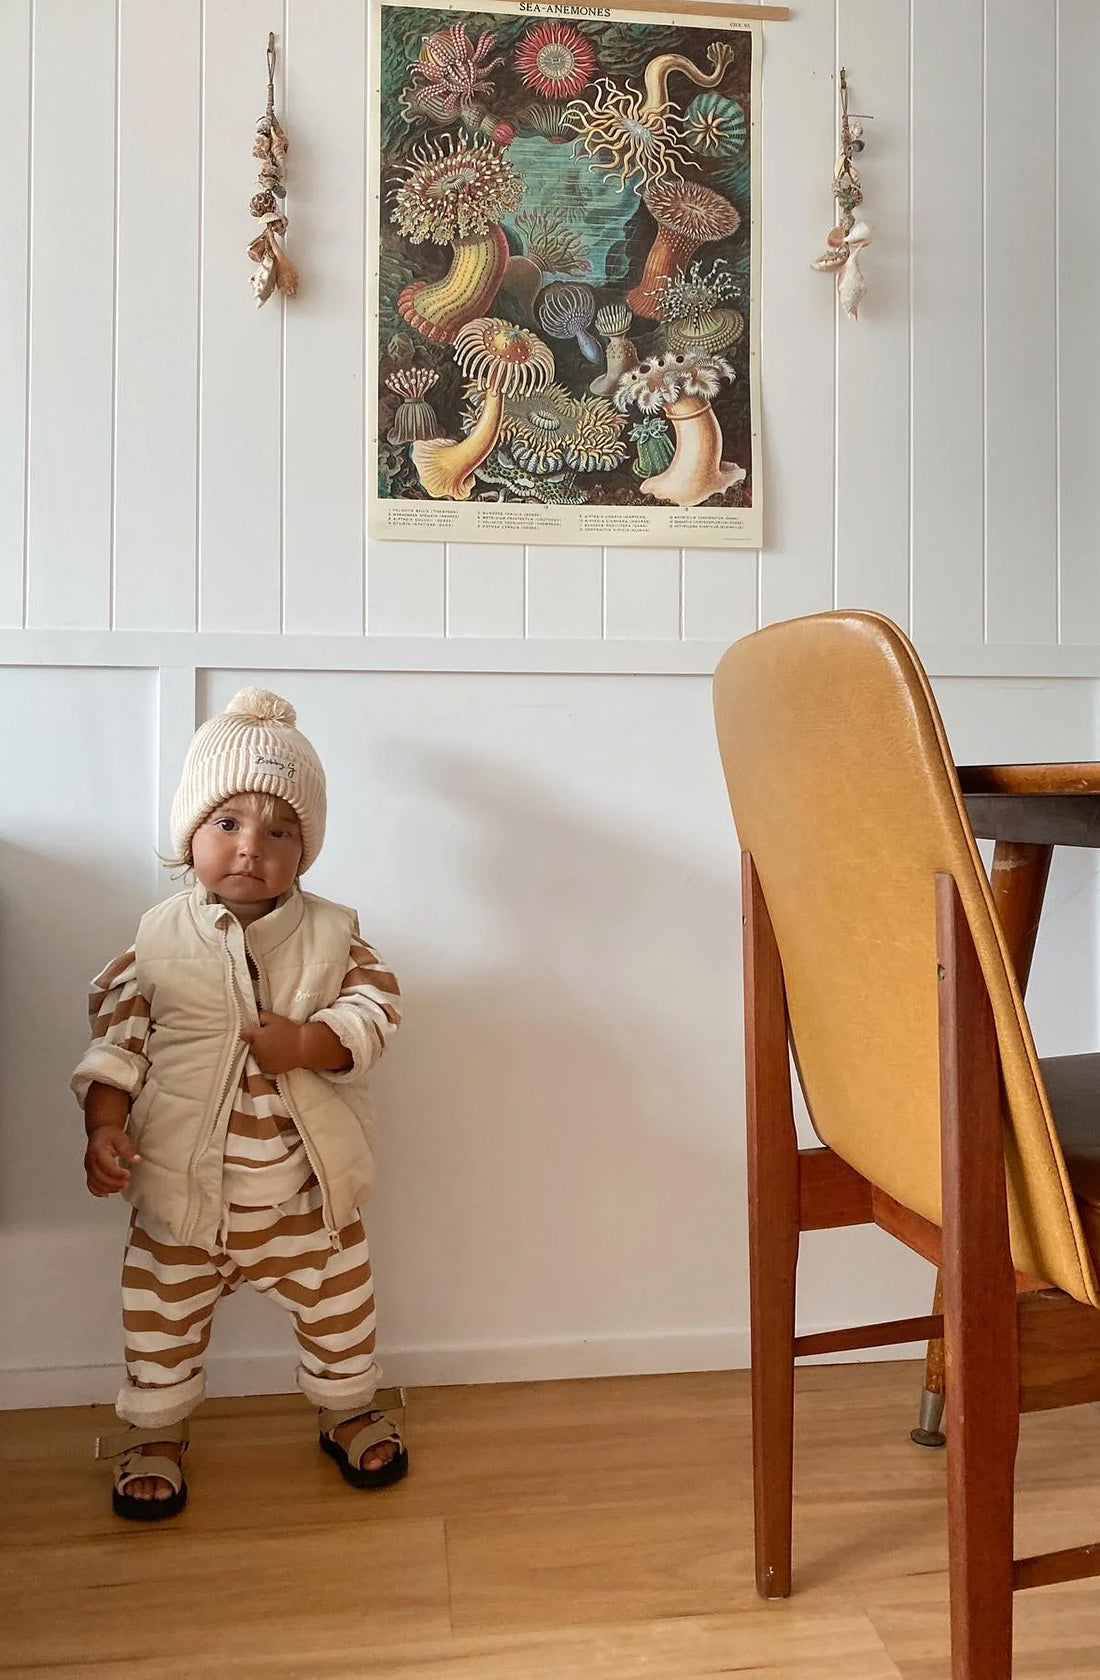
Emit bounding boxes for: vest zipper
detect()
[248,934,342,1250]
[184,945,248,1244]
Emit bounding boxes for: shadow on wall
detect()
[0,839,157,1230]
[356,738,748,1358]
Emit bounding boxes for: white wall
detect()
[2,0,1099,1406]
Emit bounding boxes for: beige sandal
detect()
[319,1386,408,1489]
[96,1421,189,1521]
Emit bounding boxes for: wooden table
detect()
[960,762,1100,990]
[914,763,1100,1445]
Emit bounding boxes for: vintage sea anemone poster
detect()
[368,0,762,549]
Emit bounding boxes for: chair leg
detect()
[944,1337,1017,1680]
[749,1194,797,1598]
[743,853,800,1599]
[912,1272,947,1447]
[937,873,1020,1680]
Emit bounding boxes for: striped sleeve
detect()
[310,928,401,1083]
[70,949,152,1108]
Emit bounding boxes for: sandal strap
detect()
[344,1416,403,1464]
[95,1421,190,1461]
[319,1386,406,1465]
[114,1452,185,1497]
[318,1386,405,1439]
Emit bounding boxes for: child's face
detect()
[191,793,303,912]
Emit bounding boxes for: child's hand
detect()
[240,1011,307,1075]
[240,1012,353,1075]
[85,1125,141,1198]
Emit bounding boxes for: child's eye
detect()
[270,828,294,840]
[215,818,238,832]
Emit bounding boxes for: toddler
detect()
[72,688,404,1520]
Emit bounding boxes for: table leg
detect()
[912,840,1054,1449]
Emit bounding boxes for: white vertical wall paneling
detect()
[0,0,30,628]
[525,546,604,639]
[156,665,198,863]
[1,0,1093,667]
[25,0,117,630]
[113,0,201,632]
[365,539,445,634]
[909,0,984,647]
[757,0,837,625]
[198,0,284,633]
[604,548,681,639]
[281,0,366,634]
[681,549,758,643]
[1054,1,1100,645]
[983,0,1058,645]
[833,0,911,628]
[445,544,526,637]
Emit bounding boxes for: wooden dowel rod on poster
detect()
[618,2,791,19]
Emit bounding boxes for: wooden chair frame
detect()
[744,849,1100,1680]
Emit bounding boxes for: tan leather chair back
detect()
[713,611,1097,1305]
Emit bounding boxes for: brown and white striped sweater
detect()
[75,918,401,1210]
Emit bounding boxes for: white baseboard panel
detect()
[0,1329,928,1411]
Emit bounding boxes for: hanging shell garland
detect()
[248,34,298,307]
[811,67,871,321]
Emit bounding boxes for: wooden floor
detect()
[6,1361,1100,1679]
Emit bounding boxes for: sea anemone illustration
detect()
[411,317,555,499]
[391,134,524,342]
[384,367,444,444]
[656,258,745,354]
[628,415,676,479]
[475,449,587,503]
[466,380,626,474]
[519,101,574,144]
[564,41,733,192]
[515,23,596,100]
[502,209,590,319]
[589,302,639,397]
[564,78,695,193]
[613,349,745,506]
[641,44,734,114]
[537,281,601,362]
[626,178,740,318]
[403,24,505,116]
[683,92,747,158]
[401,82,517,147]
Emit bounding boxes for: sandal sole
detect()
[319,1433,409,1490]
[112,1482,188,1522]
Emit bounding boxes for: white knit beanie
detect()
[170,688,327,874]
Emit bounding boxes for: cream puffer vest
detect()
[127,885,375,1249]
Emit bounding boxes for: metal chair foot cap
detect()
[910,1426,946,1448]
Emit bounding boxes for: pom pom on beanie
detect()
[225,688,298,728]
[170,688,326,873]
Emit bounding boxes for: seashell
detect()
[812,246,848,272]
[826,224,849,249]
[251,248,277,306]
[837,251,867,319]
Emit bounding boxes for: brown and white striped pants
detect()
[115,1178,381,1429]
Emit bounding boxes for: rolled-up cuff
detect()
[297,1360,382,1411]
[309,1007,376,1084]
[115,1366,205,1429]
[71,1043,148,1108]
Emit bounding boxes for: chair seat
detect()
[1041,1054,1100,1261]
